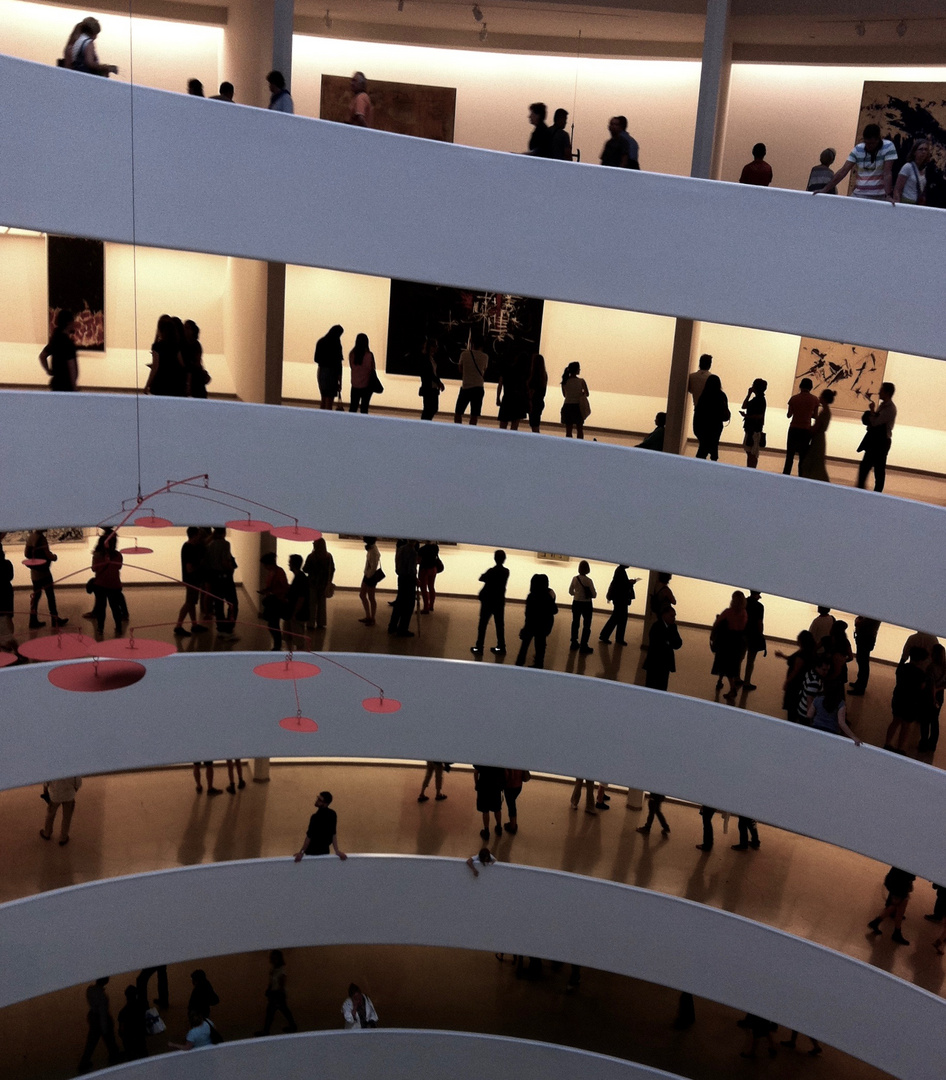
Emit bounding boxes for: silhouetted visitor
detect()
[601,115,639,168]
[418,337,445,420]
[695,805,716,851]
[732,816,761,851]
[711,590,748,701]
[515,573,557,669]
[90,528,124,633]
[77,977,119,1073]
[25,528,66,629]
[183,320,209,397]
[503,768,528,833]
[884,645,929,753]
[743,590,766,691]
[187,78,204,96]
[349,72,373,127]
[848,615,881,696]
[560,361,590,438]
[136,966,169,1011]
[39,309,78,391]
[168,1010,220,1050]
[527,353,548,432]
[739,1014,778,1058]
[599,564,637,646]
[294,790,347,859]
[267,70,293,113]
[314,325,344,409]
[800,388,834,482]
[692,373,730,460]
[782,378,818,475]
[637,792,671,835]
[358,537,382,626]
[637,411,666,451]
[740,378,766,468]
[549,108,572,160]
[815,123,896,202]
[64,18,118,76]
[471,550,508,656]
[466,847,495,876]
[0,534,13,633]
[211,81,234,101]
[454,336,488,424]
[856,381,896,492]
[342,984,378,1029]
[526,102,552,157]
[806,148,837,192]
[687,353,712,408]
[867,866,915,944]
[418,761,448,802]
[806,684,862,745]
[285,553,309,643]
[256,950,297,1036]
[349,333,377,413]
[117,985,148,1061]
[187,970,219,1019]
[303,537,335,631]
[417,541,442,613]
[474,764,506,839]
[387,539,417,637]
[568,560,596,653]
[739,143,772,186]
[40,775,81,845]
[496,351,529,430]
[644,605,682,691]
[205,527,238,638]
[173,526,206,636]
[259,551,289,650]
[145,314,186,396]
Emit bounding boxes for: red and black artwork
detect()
[47,235,105,350]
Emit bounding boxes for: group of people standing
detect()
[686,353,897,491]
[144,315,210,398]
[313,325,382,413]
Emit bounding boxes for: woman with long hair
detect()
[894,139,932,205]
[560,361,590,439]
[527,353,548,432]
[63,17,118,76]
[91,528,124,634]
[349,333,376,413]
[740,378,766,468]
[358,537,382,626]
[693,374,730,460]
[775,630,817,721]
[568,560,596,654]
[496,350,529,430]
[145,315,186,396]
[800,389,835,482]
[418,337,445,420]
[182,320,210,398]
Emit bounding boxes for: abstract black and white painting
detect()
[793,338,888,414]
[858,82,946,170]
[386,280,544,382]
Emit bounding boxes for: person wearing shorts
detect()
[473,764,505,840]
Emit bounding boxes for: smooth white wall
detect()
[3,857,944,1080]
[3,651,946,884]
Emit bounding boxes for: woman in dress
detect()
[515,573,558,669]
[303,537,335,630]
[417,541,442,613]
[693,374,730,460]
[496,351,529,430]
[145,315,186,396]
[800,389,835,482]
[740,378,767,468]
[711,590,749,701]
[527,353,548,433]
[418,337,445,420]
[39,309,78,391]
[349,333,376,413]
[894,140,931,205]
[560,361,590,439]
[358,536,382,626]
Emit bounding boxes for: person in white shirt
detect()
[169,1011,217,1050]
[894,140,931,205]
[856,382,897,492]
[342,984,378,1030]
[814,123,897,203]
[569,560,597,654]
[40,776,82,846]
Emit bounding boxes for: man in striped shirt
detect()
[813,123,897,203]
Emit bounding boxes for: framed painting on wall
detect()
[793,338,887,413]
[47,235,105,350]
[320,75,456,142]
[386,281,545,382]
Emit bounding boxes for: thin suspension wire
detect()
[570,29,581,155]
[178,481,297,523]
[127,0,143,499]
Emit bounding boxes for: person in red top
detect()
[259,552,289,651]
[91,529,124,633]
[739,143,773,186]
[782,378,820,475]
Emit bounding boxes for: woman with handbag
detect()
[740,378,767,468]
[358,537,383,626]
[693,374,730,460]
[515,574,558,669]
[349,333,378,413]
[560,361,590,439]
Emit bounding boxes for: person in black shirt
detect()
[743,590,766,691]
[599,565,638,646]
[526,102,552,157]
[39,309,79,391]
[187,969,219,1019]
[549,108,572,160]
[116,985,148,1061]
[637,412,666,451]
[471,550,509,655]
[644,606,683,691]
[884,646,930,753]
[314,324,344,410]
[867,866,916,945]
[473,764,506,839]
[174,527,207,637]
[294,791,347,859]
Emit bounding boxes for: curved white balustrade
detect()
[3,652,946,885]
[89,1030,684,1080]
[2,54,945,359]
[3,857,944,1079]
[1,392,944,636]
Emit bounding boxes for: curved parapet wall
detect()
[2,54,946,359]
[2,652,946,885]
[3,857,943,1080]
[1,392,944,635]
[85,1030,685,1080]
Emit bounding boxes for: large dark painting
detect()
[47,235,105,350]
[386,281,545,382]
[320,75,456,142]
